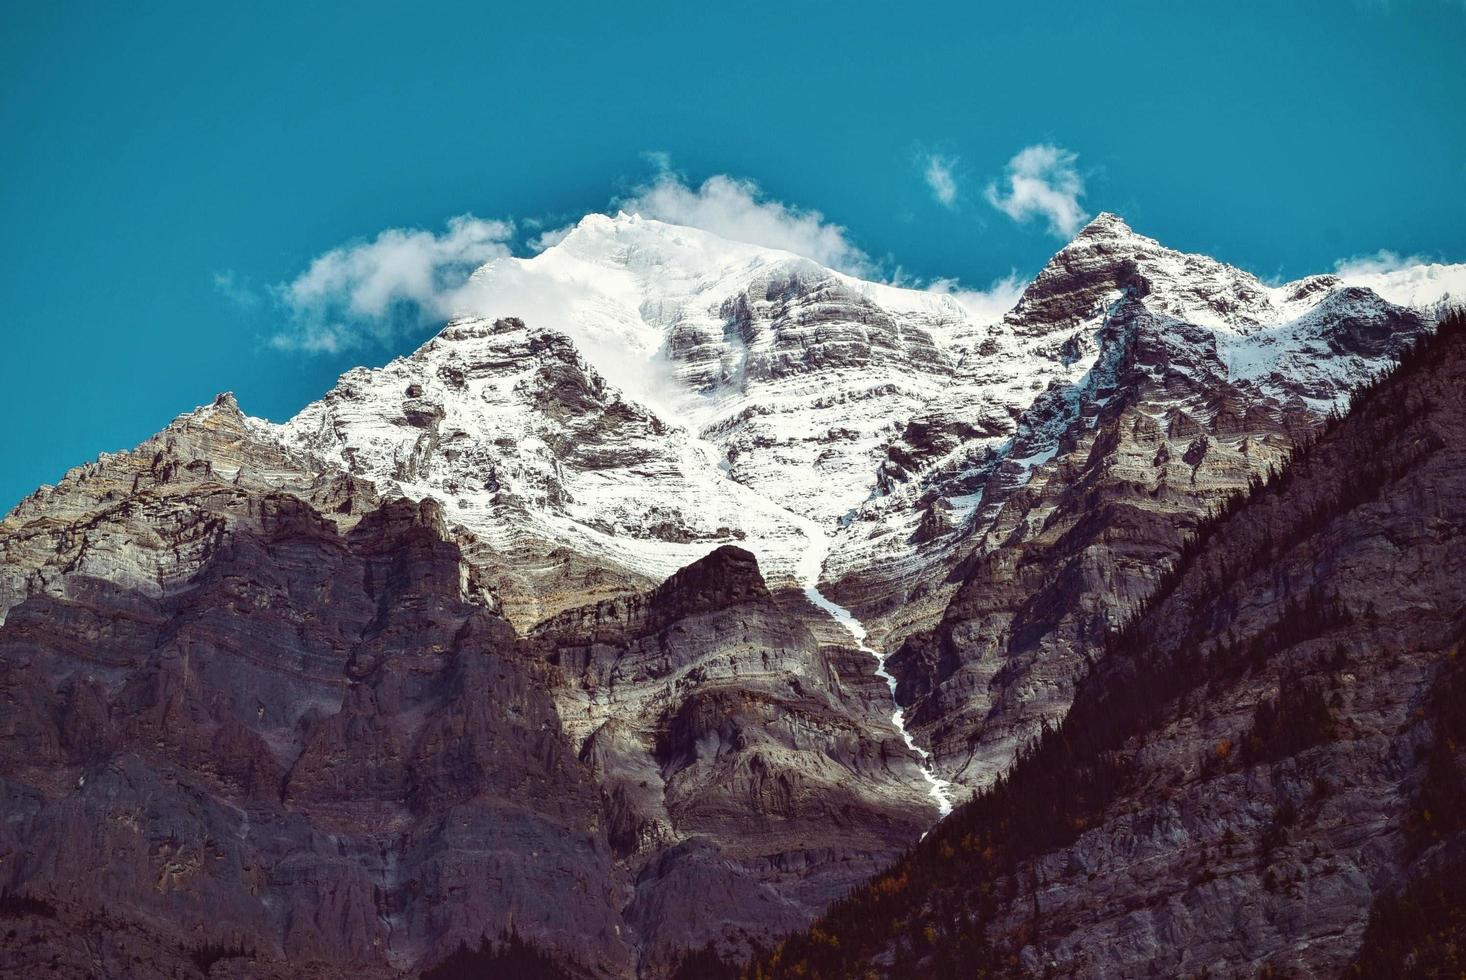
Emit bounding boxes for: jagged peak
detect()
[1056,212,1181,262]
[564,210,634,237]
[1075,211,1137,240]
[545,208,789,268]
[1054,212,1170,263]
[1005,213,1281,335]
[650,544,769,615]
[175,390,252,432]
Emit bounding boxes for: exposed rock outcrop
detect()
[530,544,935,973]
[3,212,1462,978]
[751,312,1466,978]
[0,490,934,977]
[869,226,1434,798]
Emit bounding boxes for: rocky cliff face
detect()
[817,216,1452,659]
[751,311,1466,978]
[0,447,932,977]
[275,215,988,612]
[0,392,378,629]
[1,212,1462,978]
[279,312,720,629]
[0,490,628,977]
[264,212,1459,659]
[529,545,934,973]
[868,217,1436,798]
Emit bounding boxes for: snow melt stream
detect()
[690,432,955,821]
[795,523,956,819]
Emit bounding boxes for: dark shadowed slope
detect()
[0,460,933,977]
[750,310,1466,978]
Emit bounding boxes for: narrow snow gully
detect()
[689,436,954,822]
[795,527,955,820]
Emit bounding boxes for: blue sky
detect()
[2,0,1464,509]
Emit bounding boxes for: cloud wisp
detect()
[985,144,1088,239]
[922,154,959,209]
[252,160,1041,356]
[925,272,1026,323]
[615,169,874,276]
[526,223,574,253]
[268,215,513,353]
[1332,249,1430,277]
[212,270,260,310]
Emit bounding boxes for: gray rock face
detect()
[0,392,379,629]
[2,212,1460,978]
[749,313,1466,979]
[0,440,932,976]
[529,544,935,973]
[281,315,684,631]
[1004,211,1277,335]
[0,492,631,976]
[871,235,1433,799]
[824,216,1443,675]
[673,266,952,392]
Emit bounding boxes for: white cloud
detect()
[984,144,1088,239]
[923,154,959,209]
[527,223,575,253]
[640,149,673,173]
[212,270,260,309]
[925,272,1027,323]
[260,161,1041,357]
[1332,249,1429,277]
[270,215,513,353]
[615,170,873,276]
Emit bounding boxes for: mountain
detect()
[0,409,934,976]
[881,217,1445,794]
[277,212,984,624]
[269,212,1463,640]
[752,309,1466,978]
[258,210,1459,801]
[0,212,1461,977]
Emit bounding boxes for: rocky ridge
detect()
[266,212,1463,658]
[884,281,1433,794]
[752,309,1466,978]
[2,212,1463,978]
[0,477,934,977]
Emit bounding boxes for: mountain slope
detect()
[0,392,378,628]
[865,217,1438,797]
[0,395,944,977]
[2,211,1462,978]
[277,213,985,622]
[752,310,1466,978]
[259,211,1457,811]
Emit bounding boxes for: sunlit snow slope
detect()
[275,212,1464,627]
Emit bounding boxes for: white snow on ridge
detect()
[274,210,1464,606]
[1332,260,1466,313]
[280,314,821,586]
[453,213,973,417]
[446,213,987,532]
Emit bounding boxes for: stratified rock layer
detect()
[2,212,1462,978]
[0,435,932,977]
[752,313,1466,978]
[877,222,1433,798]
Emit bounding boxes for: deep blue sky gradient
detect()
[3,0,1464,508]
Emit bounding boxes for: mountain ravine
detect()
[752,308,1466,979]
[0,214,1462,978]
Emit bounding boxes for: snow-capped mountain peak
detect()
[454,211,974,412]
[267,211,1461,633]
[1003,210,1298,337]
[1074,210,1138,239]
